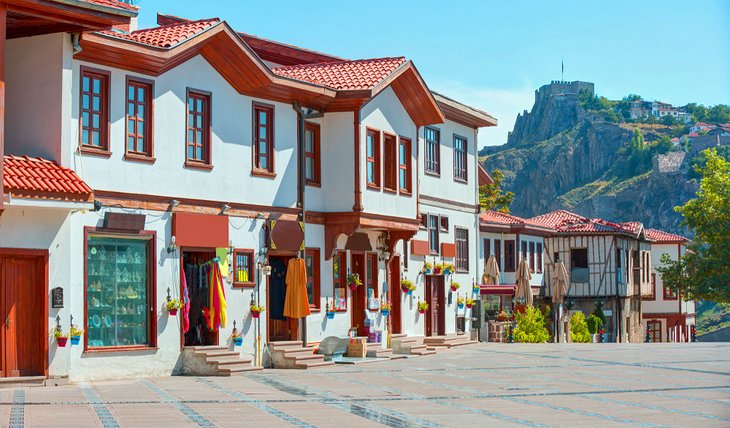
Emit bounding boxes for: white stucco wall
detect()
[480,231,545,287]
[644,243,694,316]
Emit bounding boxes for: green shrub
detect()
[587,314,604,335]
[513,306,550,343]
[570,312,592,343]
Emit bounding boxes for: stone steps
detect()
[269,341,334,369]
[182,346,261,376]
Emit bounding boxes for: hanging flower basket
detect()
[457,296,465,309]
[400,279,414,294]
[70,336,81,345]
[57,337,68,347]
[381,309,390,317]
[69,325,83,346]
[234,337,243,346]
[450,282,461,292]
[433,266,442,275]
[250,304,265,319]
[443,263,454,275]
[166,298,182,316]
[326,311,335,319]
[54,328,69,347]
[347,273,362,291]
[380,302,392,317]
[418,301,429,314]
[422,262,432,274]
[465,298,475,309]
[473,285,480,294]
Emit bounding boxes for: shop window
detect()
[456,227,469,272]
[424,126,440,175]
[186,89,211,167]
[332,251,347,311]
[233,249,254,287]
[398,137,412,194]
[366,129,381,188]
[647,320,661,342]
[428,215,440,255]
[366,253,379,310]
[306,248,320,310]
[80,67,110,153]
[453,135,467,182]
[440,216,449,232]
[85,232,156,349]
[125,77,154,160]
[304,122,320,186]
[505,240,516,272]
[253,102,275,174]
[383,133,397,192]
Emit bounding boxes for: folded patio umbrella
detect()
[551,260,569,305]
[482,254,500,285]
[284,257,311,319]
[515,258,533,306]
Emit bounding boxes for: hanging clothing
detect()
[284,257,310,319]
[269,258,288,321]
[207,259,228,331]
[181,263,191,333]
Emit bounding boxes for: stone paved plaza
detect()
[1,343,729,427]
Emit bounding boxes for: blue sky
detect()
[137,0,730,148]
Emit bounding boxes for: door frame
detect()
[424,275,445,337]
[0,248,49,377]
[179,247,218,348]
[349,251,367,336]
[388,256,402,335]
[266,252,299,343]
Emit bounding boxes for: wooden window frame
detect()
[521,241,528,264]
[332,250,348,312]
[402,240,409,271]
[504,240,516,272]
[366,252,379,311]
[398,136,412,195]
[252,101,275,177]
[366,128,381,189]
[529,242,536,273]
[184,88,212,170]
[537,242,543,273]
[455,227,469,272]
[306,248,321,311]
[495,239,502,271]
[232,248,255,288]
[484,238,491,260]
[440,216,449,233]
[79,66,111,156]
[428,214,440,255]
[424,126,440,176]
[419,213,428,229]
[647,320,661,342]
[124,76,155,163]
[644,273,656,300]
[453,134,468,183]
[663,281,678,300]
[382,132,398,193]
[304,122,321,187]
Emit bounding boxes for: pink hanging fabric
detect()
[182,264,191,333]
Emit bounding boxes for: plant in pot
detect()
[70,324,84,346]
[465,298,475,309]
[472,282,480,294]
[250,303,265,319]
[380,301,392,317]
[166,298,183,316]
[418,300,429,314]
[442,263,455,275]
[347,273,362,291]
[456,296,465,309]
[496,311,510,322]
[54,328,69,347]
[325,301,335,319]
[569,312,592,343]
[433,263,443,275]
[450,281,461,292]
[587,313,604,343]
[422,261,433,275]
[406,282,417,295]
[400,278,414,294]
[231,328,243,346]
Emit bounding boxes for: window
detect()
[570,248,589,283]
[233,249,254,287]
[484,238,491,260]
[80,67,110,153]
[186,89,211,166]
[456,227,469,272]
[125,77,154,160]
[398,137,412,194]
[366,253,379,310]
[306,248,320,310]
[424,127,440,175]
[529,242,536,273]
[453,135,467,182]
[664,282,678,300]
[537,243,543,273]
[643,273,656,300]
[366,129,381,188]
[253,102,274,174]
[403,240,409,271]
[647,320,661,342]
[85,232,156,349]
[332,251,347,311]
[304,122,320,186]
[495,239,502,270]
[440,216,449,232]
[419,213,428,229]
[428,215,440,255]
[521,241,528,263]
[383,133,397,192]
[505,240,516,272]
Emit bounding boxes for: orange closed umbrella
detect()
[284,258,311,319]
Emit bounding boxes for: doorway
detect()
[388,256,402,334]
[268,255,299,342]
[1,251,47,378]
[350,253,367,336]
[182,250,219,347]
[425,275,445,336]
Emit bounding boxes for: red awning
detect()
[479,284,516,295]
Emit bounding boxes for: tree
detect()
[661,114,677,126]
[657,149,730,302]
[513,306,550,343]
[570,312,591,343]
[479,169,515,213]
[623,129,651,174]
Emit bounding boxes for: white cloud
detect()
[429,80,536,149]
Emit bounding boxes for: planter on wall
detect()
[56,337,68,347]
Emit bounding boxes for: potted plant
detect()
[406,282,417,295]
[54,329,69,347]
[465,298,475,309]
[166,298,183,316]
[380,302,392,317]
[347,273,362,291]
[400,278,414,294]
[70,325,84,346]
[450,281,460,292]
[418,300,429,314]
[443,263,455,275]
[457,296,465,309]
[326,309,335,319]
[433,263,443,275]
[587,314,604,343]
[250,303,265,319]
[496,311,510,322]
[231,328,243,346]
[472,283,480,294]
[422,261,432,274]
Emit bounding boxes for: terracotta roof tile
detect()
[645,228,688,243]
[272,57,406,90]
[82,0,138,11]
[528,210,587,229]
[3,156,93,201]
[98,18,220,48]
[529,210,633,235]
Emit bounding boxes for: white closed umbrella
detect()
[515,258,533,306]
[482,255,500,285]
[551,260,569,305]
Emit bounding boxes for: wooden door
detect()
[351,253,367,336]
[1,255,45,377]
[425,275,445,336]
[388,256,401,334]
[267,255,299,342]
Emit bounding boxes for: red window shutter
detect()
[411,240,429,256]
[441,243,456,258]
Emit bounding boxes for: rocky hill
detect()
[480,81,702,235]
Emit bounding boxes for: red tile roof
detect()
[618,221,643,235]
[99,18,220,48]
[529,210,635,235]
[645,228,688,243]
[82,0,138,11]
[3,156,93,201]
[528,210,587,229]
[272,57,406,90]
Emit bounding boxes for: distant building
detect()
[628,100,690,123]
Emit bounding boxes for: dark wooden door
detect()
[268,255,299,342]
[425,275,445,336]
[351,253,367,336]
[1,255,45,377]
[388,256,401,334]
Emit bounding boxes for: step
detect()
[410,348,437,356]
[269,341,306,350]
[367,348,393,358]
[280,347,316,356]
[218,365,264,375]
[196,350,241,358]
[185,345,227,352]
[390,333,408,339]
[392,337,419,345]
[422,335,463,345]
[209,357,254,366]
[0,376,47,389]
[294,360,335,369]
[284,353,325,362]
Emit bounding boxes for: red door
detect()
[425,275,445,336]
[388,256,401,334]
[1,254,46,377]
[351,253,367,336]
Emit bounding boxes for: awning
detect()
[479,284,516,295]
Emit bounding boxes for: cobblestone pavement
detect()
[1,343,729,427]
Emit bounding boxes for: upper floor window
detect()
[505,240,516,272]
[570,248,589,283]
[383,133,397,192]
[80,67,110,153]
[186,89,211,167]
[125,78,154,160]
[529,242,536,273]
[644,273,656,301]
[456,227,469,272]
[366,129,381,188]
[398,137,412,194]
[424,127,440,175]
[663,282,678,300]
[536,242,543,273]
[304,122,320,186]
[428,214,440,255]
[253,102,274,175]
[453,135,467,182]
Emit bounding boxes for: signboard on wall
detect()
[51,287,64,308]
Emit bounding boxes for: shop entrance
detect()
[182,250,219,347]
[351,253,367,336]
[268,255,299,342]
[0,251,46,377]
[425,275,445,336]
[388,256,402,334]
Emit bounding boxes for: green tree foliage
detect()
[479,169,515,213]
[513,306,550,343]
[586,314,604,335]
[661,114,678,126]
[686,103,730,124]
[657,149,730,303]
[623,129,651,173]
[570,312,592,343]
[578,89,620,122]
[616,94,642,121]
